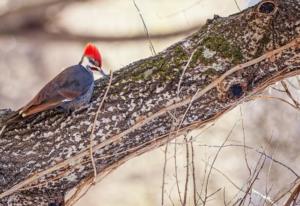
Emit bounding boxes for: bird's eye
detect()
[258,1,276,14]
[89,58,97,65]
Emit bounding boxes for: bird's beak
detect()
[91,65,109,79]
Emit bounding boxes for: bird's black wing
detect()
[20,65,93,116]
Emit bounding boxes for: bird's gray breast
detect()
[60,81,94,111]
[61,83,94,110]
[59,65,95,110]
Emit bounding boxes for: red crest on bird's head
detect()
[83,43,102,67]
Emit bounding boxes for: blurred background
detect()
[1,0,300,205]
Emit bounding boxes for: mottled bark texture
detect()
[0,0,300,205]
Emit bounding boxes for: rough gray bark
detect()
[0,0,299,205]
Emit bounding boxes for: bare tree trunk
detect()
[0,1,299,205]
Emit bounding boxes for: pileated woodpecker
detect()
[18,43,106,117]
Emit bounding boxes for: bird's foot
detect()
[73,105,90,116]
[56,107,73,116]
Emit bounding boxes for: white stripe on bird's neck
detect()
[81,56,94,73]
[80,56,107,80]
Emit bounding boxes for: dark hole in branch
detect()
[229,84,244,98]
[258,2,276,14]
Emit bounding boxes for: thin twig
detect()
[177,49,198,95]
[67,71,114,205]
[249,95,300,111]
[240,106,251,176]
[161,119,178,206]
[272,178,300,205]
[163,0,204,18]
[207,188,222,200]
[270,86,286,93]
[203,122,238,205]
[281,80,300,107]
[198,147,208,205]
[263,136,279,206]
[164,47,198,206]
[183,137,190,206]
[161,143,169,206]
[89,70,113,183]
[162,46,198,206]
[174,138,184,205]
[190,141,197,206]
[252,189,277,206]
[284,182,300,206]
[238,154,266,206]
[233,0,242,11]
[133,0,156,55]
[192,143,299,178]
[286,79,300,90]
[223,188,227,206]
[65,176,94,206]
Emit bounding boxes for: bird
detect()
[17,43,107,118]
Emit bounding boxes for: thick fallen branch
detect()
[0,0,299,205]
[0,0,201,42]
[0,23,201,43]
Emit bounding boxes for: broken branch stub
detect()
[0,0,299,204]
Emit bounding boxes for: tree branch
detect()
[0,0,299,205]
[0,23,202,43]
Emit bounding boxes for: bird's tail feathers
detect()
[0,110,22,125]
[0,109,22,138]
